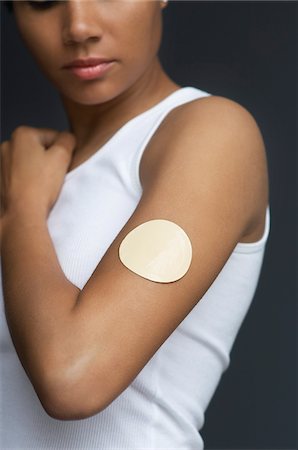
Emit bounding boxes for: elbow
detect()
[39,380,102,421]
[37,366,112,421]
[39,389,92,421]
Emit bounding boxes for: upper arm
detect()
[44,96,268,420]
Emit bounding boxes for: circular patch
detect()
[118,219,192,283]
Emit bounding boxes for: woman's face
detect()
[12,0,166,105]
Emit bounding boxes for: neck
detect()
[59,58,180,156]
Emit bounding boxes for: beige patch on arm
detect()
[118,219,192,283]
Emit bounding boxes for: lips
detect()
[62,57,116,80]
[63,57,114,69]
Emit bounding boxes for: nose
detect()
[62,0,103,46]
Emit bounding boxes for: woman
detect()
[1,1,270,448]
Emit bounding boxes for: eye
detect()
[27,1,58,10]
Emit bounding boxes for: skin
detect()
[1,0,269,420]
[2,0,177,215]
[12,0,178,166]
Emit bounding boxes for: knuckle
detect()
[58,132,76,148]
[11,125,32,138]
[55,144,70,158]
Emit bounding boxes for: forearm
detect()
[0,207,80,384]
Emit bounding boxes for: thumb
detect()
[48,131,77,157]
[34,127,61,148]
[46,131,77,177]
[33,128,76,151]
[53,130,76,150]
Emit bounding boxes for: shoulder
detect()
[141,95,267,181]
[169,94,263,131]
[159,94,266,159]
[140,94,269,235]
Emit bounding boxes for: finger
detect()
[11,126,61,150]
[35,128,62,149]
[49,131,76,154]
[18,127,76,151]
[9,127,76,159]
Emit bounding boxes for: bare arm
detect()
[0,97,268,420]
[1,208,80,395]
[1,127,79,408]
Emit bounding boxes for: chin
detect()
[56,80,123,105]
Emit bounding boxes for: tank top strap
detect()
[63,86,211,185]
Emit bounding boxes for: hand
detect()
[1,126,76,219]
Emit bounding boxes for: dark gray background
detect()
[1,1,297,449]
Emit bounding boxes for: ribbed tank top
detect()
[0,86,270,449]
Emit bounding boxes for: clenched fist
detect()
[1,126,76,220]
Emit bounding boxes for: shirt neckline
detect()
[64,86,194,183]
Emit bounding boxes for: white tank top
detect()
[0,86,270,449]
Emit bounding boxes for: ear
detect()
[160,0,168,10]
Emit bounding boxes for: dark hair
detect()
[4,1,14,13]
